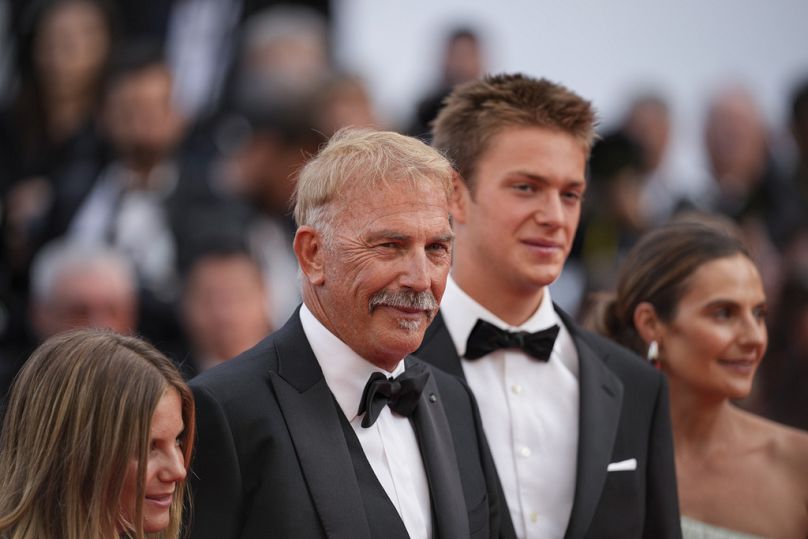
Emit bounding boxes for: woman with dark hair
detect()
[0,328,194,538]
[596,221,808,538]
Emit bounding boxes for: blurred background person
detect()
[0,239,137,404]
[407,26,486,140]
[310,70,381,137]
[595,221,808,538]
[177,242,272,377]
[40,42,188,350]
[698,86,801,250]
[618,93,684,225]
[223,3,330,112]
[0,0,117,352]
[573,131,650,301]
[0,328,194,538]
[789,78,808,214]
[28,239,137,341]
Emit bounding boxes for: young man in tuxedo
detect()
[416,74,682,538]
[188,128,503,538]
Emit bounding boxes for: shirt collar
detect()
[440,275,560,358]
[299,304,405,421]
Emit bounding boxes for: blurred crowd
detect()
[0,0,805,431]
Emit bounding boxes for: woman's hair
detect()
[0,329,195,539]
[594,221,750,355]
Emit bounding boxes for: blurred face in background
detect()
[33,265,137,339]
[182,254,272,366]
[656,254,768,401]
[103,65,186,171]
[705,89,768,194]
[34,0,110,99]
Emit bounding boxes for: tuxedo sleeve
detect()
[188,383,245,539]
[643,375,682,538]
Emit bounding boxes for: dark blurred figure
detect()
[574,131,649,295]
[407,26,485,140]
[751,266,808,431]
[40,43,188,351]
[620,93,685,224]
[218,103,319,322]
[0,238,137,405]
[178,244,272,377]
[699,86,800,249]
[789,78,808,213]
[0,0,115,272]
[224,3,330,111]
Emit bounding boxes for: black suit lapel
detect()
[269,315,372,539]
[556,310,624,539]
[417,312,466,379]
[405,357,470,539]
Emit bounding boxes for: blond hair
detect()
[432,73,597,191]
[0,329,195,539]
[293,127,453,236]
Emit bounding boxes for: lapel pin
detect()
[429,393,437,403]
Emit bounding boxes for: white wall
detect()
[333,0,808,186]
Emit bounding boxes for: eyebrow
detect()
[508,171,586,188]
[366,231,454,243]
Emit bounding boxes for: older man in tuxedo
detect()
[416,74,682,538]
[188,128,502,539]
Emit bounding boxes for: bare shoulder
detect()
[739,409,808,480]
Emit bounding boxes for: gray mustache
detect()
[368,289,438,313]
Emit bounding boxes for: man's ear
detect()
[633,302,663,344]
[449,172,470,224]
[294,226,325,285]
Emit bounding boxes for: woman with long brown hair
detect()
[0,329,195,538]
[596,221,808,538]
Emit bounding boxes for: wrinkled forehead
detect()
[332,174,450,212]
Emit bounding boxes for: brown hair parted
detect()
[293,127,454,237]
[431,73,597,191]
[595,221,749,355]
[0,329,195,539]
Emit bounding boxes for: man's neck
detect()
[450,268,545,327]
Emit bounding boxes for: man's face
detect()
[36,268,137,338]
[314,180,453,369]
[103,66,186,166]
[454,126,587,295]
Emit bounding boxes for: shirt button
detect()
[530,511,539,523]
[519,446,531,458]
[511,384,523,395]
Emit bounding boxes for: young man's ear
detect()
[293,226,325,285]
[633,302,663,345]
[449,172,470,224]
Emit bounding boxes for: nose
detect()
[739,313,767,354]
[159,446,187,483]
[533,191,564,228]
[398,250,431,292]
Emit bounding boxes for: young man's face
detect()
[452,126,587,295]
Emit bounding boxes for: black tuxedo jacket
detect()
[416,308,682,539]
[187,311,504,539]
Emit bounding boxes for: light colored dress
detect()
[681,517,764,539]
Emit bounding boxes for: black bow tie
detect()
[465,319,560,361]
[358,367,430,428]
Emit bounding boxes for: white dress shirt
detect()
[441,276,579,539]
[300,305,432,539]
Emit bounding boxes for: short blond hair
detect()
[293,127,453,233]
